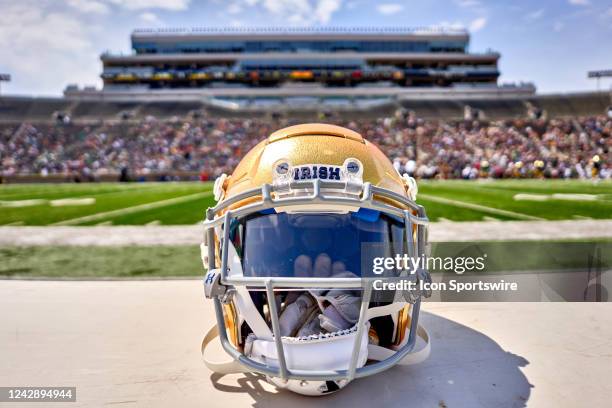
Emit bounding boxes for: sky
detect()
[0,0,611,96]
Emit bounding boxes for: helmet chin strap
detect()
[234,285,274,340]
[367,324,430,366]
[201,325,248,374]
[364,302,431,365]
[226,239,274,341]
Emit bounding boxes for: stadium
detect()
[1,21,611,408]
[0,28,609,225]
[1,28,609,186]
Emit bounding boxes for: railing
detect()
[132,26,468,36]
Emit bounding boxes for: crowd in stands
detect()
[0,114,609,181]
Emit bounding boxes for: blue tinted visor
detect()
[229,209,406,278]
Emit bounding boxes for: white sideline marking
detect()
[514,193,599,202]
[0,199,47,207]
[419,193,544,221]
[96,221,113,226]
[573,215,593,220]
[514,193,549,202]
[50,198,96,207]
[4,221,24,226]
[482,216,499,221]
[437,217,454,223]
[1,197,97,207]
[146,220,161,226]
[51,191,213,226]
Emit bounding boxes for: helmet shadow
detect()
[208,310,532,408]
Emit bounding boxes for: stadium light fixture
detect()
[0,73,10,97]
[587,70,612,92]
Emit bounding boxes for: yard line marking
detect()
[51,191,214,226]
[96,221,113,226]
[0,187,128,201]
[514,192,601,202]
[514,193,549,202]
[418,193,544,221]
[482,216,500,221]
[146,220,161,226]
[551,193,597,201]
[50,198,96,207]
[0,199,47,207]
[437,217,454,223]
[4,221,24,226]
[573,215,593,220]
[0,183,209,201]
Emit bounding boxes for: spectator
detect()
[0,115,609,180]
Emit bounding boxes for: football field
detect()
[0,179,610,226]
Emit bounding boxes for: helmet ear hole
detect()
[223,302,240,347]
[369,315,395,347]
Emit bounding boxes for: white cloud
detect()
[469,17,487,32]
[0,0,195,96]
[242,0,343,25]
[568,0,589,6]
[428,18,486,33]
[430,17,489,33]
[315,0,342,23]
[67,0,109,14]
[261,0,309,15]
[107,0,190,11]
[140,11,161,23]
[0,2,100,95]
[377,3,403,15]
[525,8,545,21]
[455,0,480,8]
[345,1,357,10]
[430,21,466,31]
[227,3,243,14]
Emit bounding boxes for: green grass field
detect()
[0,179,611,225]
[1,241,609,278]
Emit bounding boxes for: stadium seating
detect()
[1,91,608,122]
[0,113,608,182]
[0,97,72,122]
[530,92,608,118]
[69,101,141,119]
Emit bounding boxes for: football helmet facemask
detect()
[201,123,431,396]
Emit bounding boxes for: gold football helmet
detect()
[201,123,431,395]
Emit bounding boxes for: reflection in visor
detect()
[229,209,406,278]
